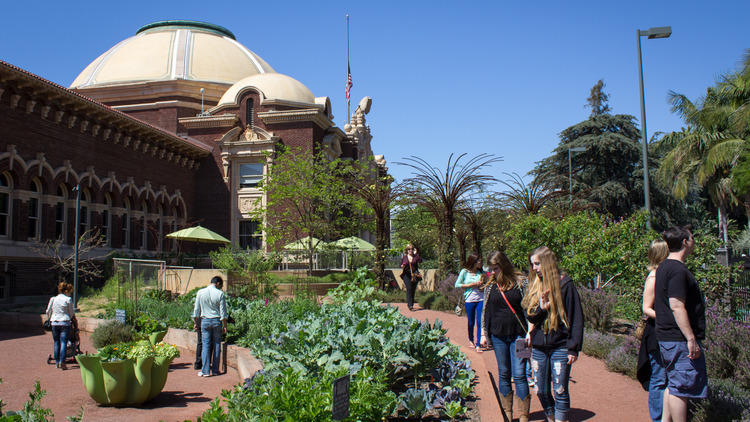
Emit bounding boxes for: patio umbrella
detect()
[283,236,326,250]
[331,236,375,251]
[166,225,231,244]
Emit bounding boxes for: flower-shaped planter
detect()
[76,331,173,405]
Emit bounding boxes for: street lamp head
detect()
[641,26,672,39]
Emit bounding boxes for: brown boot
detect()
[500,393,513,421]
[515,394,531,422]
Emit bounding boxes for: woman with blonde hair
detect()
[45,281,76,369]
[479,251,531,422]
[522,246,584,422]
[637,239,670,421]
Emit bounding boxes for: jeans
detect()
[490,334,530,399]
[201,318,222,375]
[51,324,70,364]
[648,348,667,421]
[464,301,483,347]
[532,347,571,421]
[403,273,417,308]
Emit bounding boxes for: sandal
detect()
[474,346,483,353]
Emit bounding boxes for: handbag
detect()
[409,260,422,282]
[498,285,531,359]
[454,296,464,316]
[634,316,649,341]
[43,297,53,331]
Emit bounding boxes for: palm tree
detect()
[344,161,403,289]
[657,89,744,244]
[497,172,564,215]
[398,153,501,279]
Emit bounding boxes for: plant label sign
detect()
[115,309,126,324]
[332,374,350,420]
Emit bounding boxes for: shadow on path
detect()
[141,391,212,409]
[529,408,596,421]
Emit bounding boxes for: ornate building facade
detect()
[0,20,382,301]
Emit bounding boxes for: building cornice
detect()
[178,114,239,129]
[257,108,333,130]
[0,60,213,161]
[114,100,203,112]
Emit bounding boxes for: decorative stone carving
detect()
[123,136,131,147]
[54,110,64,123]
[25,100,37,114]
[91,124,101,137]
[132,139,141,150]
[221,154,230,182]
[67,115,77,128]
[10,94,21,109]
[80,120,90,133]
[113,132,122,144]
[40,105,51,119]
[239,197,259,215]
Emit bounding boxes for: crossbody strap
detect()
[498,284,527,335]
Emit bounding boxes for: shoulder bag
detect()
[43,297,53,331]
[498,284,531,359]
[409,259,422,282]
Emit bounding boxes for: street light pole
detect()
[72,183,81,309]
[637,26,672,230]
[568,147,586,205]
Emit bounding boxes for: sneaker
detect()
[60,363,67,370]
[56,362,61,369]
[197,372,210,377]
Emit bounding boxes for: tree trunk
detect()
[438,210,456,280]
[456,235,467,269]
[719,206,729,246]
[307,237,314,276]
[374,214,387,289]
[471,222,482,260]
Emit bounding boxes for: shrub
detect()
[91,321,135,349]
[704,303,750,390]
[605,336,638,379]
[579,287,618,332]
[582,329,620,359]
[692,378,750,422]
[437,273,462,308]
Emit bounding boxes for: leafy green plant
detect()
[153,342,181,360]
[0,381,54,421]
[96,343,132,362]
[398,388,431,418]
[91,321,135,349]
[443,399,467,419]
[133,313,167,335]
[210,247,279,300]
[125,340,156,360]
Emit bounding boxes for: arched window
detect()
[140,201,148,250]
[171,206,179,252]
[246,98,254,128]
[28,179,42,240]
[102,193,112,247]
[122,198,131,249]
[55,184,67,241]
[0,173,11,238]
[78,188,90,239]
[157,205,164,252]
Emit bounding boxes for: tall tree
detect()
[398,153,500,279]
[585,79,611,117]
[254,146,367,274]
[497,172,563,215]
[532,81,642,219]
[345,161,403,289]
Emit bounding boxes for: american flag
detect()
[345,64,353,105]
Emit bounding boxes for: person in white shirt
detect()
[192,276,228,377]
[45,282,76,369]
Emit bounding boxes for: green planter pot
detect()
[148,330,168,345]
[75,354,173,405]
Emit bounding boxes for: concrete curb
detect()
[0,312,263,382]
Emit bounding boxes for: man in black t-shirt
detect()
[654,226,707,422]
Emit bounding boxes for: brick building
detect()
[0,20,383,301]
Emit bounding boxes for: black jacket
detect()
[526,275,584,355]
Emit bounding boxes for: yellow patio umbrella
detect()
[283,236,326,250]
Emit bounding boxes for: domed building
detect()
[0,20,381,301]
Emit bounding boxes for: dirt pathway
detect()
[392,303,649,421]
[0,329,238,421]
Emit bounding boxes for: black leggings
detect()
[403,273,417,308]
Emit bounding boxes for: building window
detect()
[122,199,131,249]
[157,206,164,252]
[28,179,42,240]
[238,220,262,250]
[0,174,11,237]
[246,98,254,128]
[55,185,67,241]
[78,189,90,239]
[239,163,264,188]
[140,202,149,250]
[102,194,112,246]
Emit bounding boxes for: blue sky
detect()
[2,1,749,186]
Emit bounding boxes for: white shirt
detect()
[46,294,74,323]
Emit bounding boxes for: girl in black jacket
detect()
[522,246,584,422]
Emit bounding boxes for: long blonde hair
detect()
[488,250,523,291]
[648,240,669,271]
[521,246,568,333]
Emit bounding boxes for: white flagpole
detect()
[346,14,350,124]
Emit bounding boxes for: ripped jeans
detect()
[532,347,571,421]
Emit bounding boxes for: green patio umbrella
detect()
[283,236,326,250]
[331,236,375,251]
[166,225,231,244]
